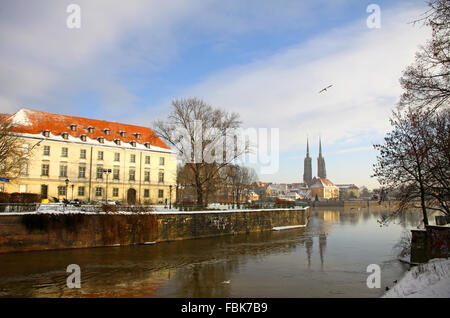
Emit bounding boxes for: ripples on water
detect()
[0,208,432,298]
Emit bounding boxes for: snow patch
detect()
[11,109,31,126]
[383,258,450,298]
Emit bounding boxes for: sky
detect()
[0,0,432,189]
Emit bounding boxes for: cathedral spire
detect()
[319,137,322,157]
[306,137,310,157]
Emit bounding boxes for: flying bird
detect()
[318,85,333,94]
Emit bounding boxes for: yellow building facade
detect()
[3,109,177,205]
[310,178,339,200]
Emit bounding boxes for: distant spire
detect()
[306,137,310,157]
[319,137,322,157]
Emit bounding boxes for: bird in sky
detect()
[318,84,333,94]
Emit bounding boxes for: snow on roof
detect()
[310,178,337,188]
[7,108,171,150]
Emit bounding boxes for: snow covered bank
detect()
[383,258,450,298]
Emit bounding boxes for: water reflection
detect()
[0,208,431,298]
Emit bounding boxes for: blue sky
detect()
[0,0,431,188]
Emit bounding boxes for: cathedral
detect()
[303,137,327,186]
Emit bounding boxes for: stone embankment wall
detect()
[0,208,309,253]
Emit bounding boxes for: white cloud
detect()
[174,6,430,153]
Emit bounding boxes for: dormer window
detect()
[69,124,77,131]
[119,131,126,138]
[144,142,150,149]
[62,132,69,140]
[114,139,121,146]
[80,135,87,142]
[97,137,105,144]
[133,133,141,140]
[130,141,136,147]
[104,129,111,136]
[87,127,94,133]
[42,130,50,137]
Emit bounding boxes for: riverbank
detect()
[383,258,450,298]
[0,207,309,253]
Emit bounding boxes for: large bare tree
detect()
[0,117,30,182]
[373,0,450,226]
[153,98,248,206]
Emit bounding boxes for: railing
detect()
[0,203,155,214]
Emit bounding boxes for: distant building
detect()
[336,184,360,200]
[310,178,339,200]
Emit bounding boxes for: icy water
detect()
[0,208,429,298]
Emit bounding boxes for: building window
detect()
[58,186,66,196]
[43,145,50,156]
[78,166,86,178]
[80,135,87,142]
[113,169,120,180]
[98,137,104,144]
[130,154,136,163]
[78,186,85,196]
[96,167,103,179]
[0,184,4,192]
[114,153,120,161]
[87,127,94,133]
[144,189,150,198]
[42,130,50,137]
[61,147,68,157]
[104,129,111,135]
[158,189,164,198]
[130,141,136,147]
[62,133,69,140]
[98,151,104,160]
[80,149,86,159]
[129,169,135,181]
[144,143,150,149]
[19,184,27,193]
[41,164,49,176]
[158,171,164,183]
[113,188,119,197]
[119,131,126,137]
[95,187,103,197]
[159,157,165,165]
[144,171,150,182]
[41,185,48,198]
[21,163,28,175]
[69,125,77,131]
[145,156,150,164]
[60,165,67,177]
[114,139,121,146]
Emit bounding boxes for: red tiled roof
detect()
[7,108,170,150]
[311,178,336,187]
[0,113,11,122]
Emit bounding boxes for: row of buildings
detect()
[251,139,360,201]
[1,109,177,205]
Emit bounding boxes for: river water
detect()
[0,208,429,298]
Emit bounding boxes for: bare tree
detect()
[221,165,258,206]
[0,117,30,181]
[153,98,248,206]
[373,108,449,226]
[399,0,449,114]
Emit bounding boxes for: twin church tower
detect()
[303,138,326,186]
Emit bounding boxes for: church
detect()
[302,138,339,200]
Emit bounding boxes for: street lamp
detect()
[71,184,75,200]
[103,169,112,202]
[169,184,173,209]
[65,178,69,202]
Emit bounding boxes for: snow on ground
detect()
[383,258,450,298]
